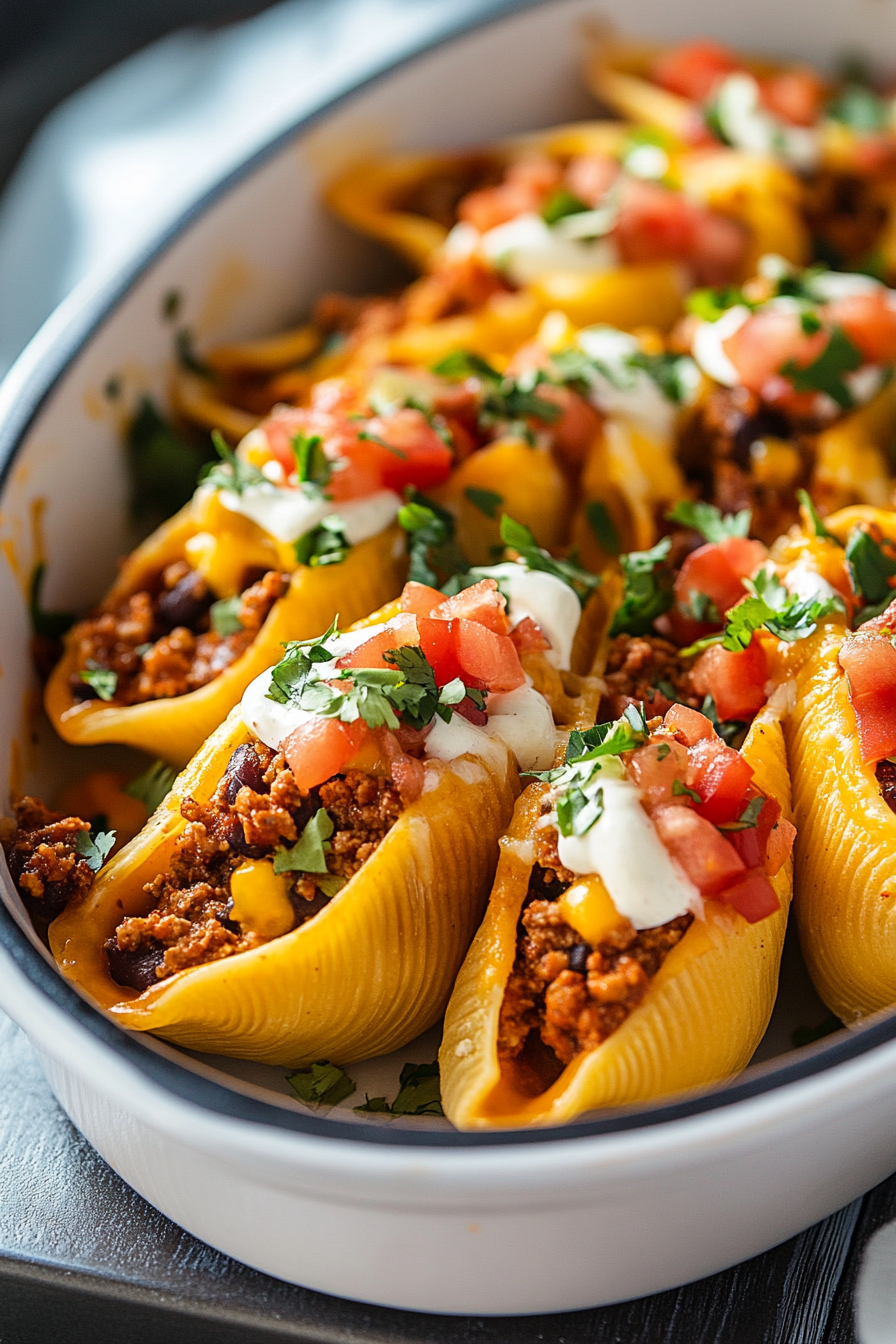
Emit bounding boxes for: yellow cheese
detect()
[228,859,296,940]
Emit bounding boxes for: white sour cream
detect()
[556,776,700,930]
[218,485,400,547]
[484,562,581,669]
[576,324,697,438]
[478,213,619,286]
[483,681,559,772]
[713,73,821,173]
[692,305,752,387]
[423,713,509,774]
[782,561,842,606]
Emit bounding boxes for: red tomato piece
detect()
[826,291,896,366]
[718,535,769,579]
[432,579,511,634]
[718,869,780,923]
[564,153,620,207]
[283,717,368,791]
[688,211,748,287]
[858,595,896,633]
[722,308,828,395]
[451,620,525,693]
[399,581,445,617]
[759,69,825,127]
[457,157,561,232]
[765,816,796,877]
[839,632,896,763]
[335,615,419,670]
[687,737,755,824]
[359,408,453,494]
[628,738,689,809]
[689,637,769,722]
[726,790,781,870]
[662,704,716,745]
[390,753,426,803]
[652,804,746,895]
[651,39,739,101]
[534,383,603,471]
[674,543,747,622]
[510,616,551,654]
[615,180,698,265]
[416,617,454,679]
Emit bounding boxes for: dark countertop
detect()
[0,1007,886,1344]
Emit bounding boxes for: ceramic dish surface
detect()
[4,0,896,1315]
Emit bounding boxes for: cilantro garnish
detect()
[209,595,243,636]
[28,561,74,640]
[464,486,503,519]
[797,488,837,542]
[80,664,118,701]
[274,808,334,874]
[828,83,888,133]
[680,568,844,656]
[287,1061,355,1107]
[357,429,407,458]
[292,431,331,497]
[846,525,896,622]
[608,538,674,637]
[541,187,589,225]
[499,514,601,607]
[585,501,621,556]
[294,517,350,568]
[128,396,215,525]
[123,760,177,815]
[528,706,648,839]
[174,328,214,378]
[781,326,862,411]
[354,1061,444,1116]
[201,429,268,495]
[701,694,748,746]
[672,778,702,804]
[686,287,749,323]
[551,344,696,406]
[719,794,766,831]
[75,827,116,872]
[432,351,561,433]
[398,491,468,588]
[666,501,751,543]
[266,621,339,705]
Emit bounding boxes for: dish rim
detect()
[1,0,895,1150]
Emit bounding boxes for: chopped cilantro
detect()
[80,665,117,701]
[201,429,268,496]
[464,487,503,519]
[800,311,823,336]
[28,562,74,640]
[828,84,888,133]
[585,501,621,556]
[701,694,748,746]
[209,595,243,636]
[294,516,350,568]
[558,784,604,837]
[382,645,443,729]
[719,795,765,831]
[432,351,561,432]
[75,828,116,872]
[781,326,862,411]
[175,328,214,378]
[541,188,589,225]
[672,778,702,804]
[608,538,674,637]
[432,350,498,382]
[127,396,214,524]
[353,1094,392,1113]
[274,808,334,874]
[686,287,748,323]
[398,492,468,588]
[563,704,650,766]
[292,432,331,497]
[529,706,647,838]
[656,741,671,761]
[162,288,182,322]
[357,429,407,458]
[499,514,601,606]
[666,501,751,543]
[266,622,339,705]
[353,1062,444,1116]
[287,1061,355,1107]
[627,351,698,405]
[680,568,844,657]
[846,524,896,622]
[797,488,837,542]
[551,344,696,406]
[124,760,177,815]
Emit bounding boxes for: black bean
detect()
[69,675,99,702]
[568,943,592,975]
[105,939,165,991]
[156,569,211,631]
[217,813,262,857]
[731,406,790,470]
[224,744,266,802]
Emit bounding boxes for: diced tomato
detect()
[615,179,698,266]
[718,868,780,923]
[564,153,620,207]
[415,616,455,675]
[335,614,419,670]
[663,704,717,745]
[283,717,368,791]
[390,753,426,803]
[451,619,525,692]
[651,39,739,102]
[826,291,896,366]
[656,607,719,648]
[687,736,755,825]
[433,579,510,635]
[535,384,602,471]
[759,69,825,127]
[399,581,444,617]
[722,309,828,396]
[688,211,748,287]
[652,804,746,895]
[457,156,561,232]
[510,616,551,654]
[359,407,453,493]
[628,737,690,808]
[689,637,769,722]
[726,789,781,870]
[673,539,762,623]
[839,632,896,763]
[765,816,796,877]
[861,595,896,633]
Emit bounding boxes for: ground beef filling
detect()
[601,634,699,722]
[1,797,96,921]
[877,760,896,815]
[106,742,403,991]
[498,824,692,1073]
[69,562,289,706]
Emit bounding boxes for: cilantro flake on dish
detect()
[287,1061,355,1108]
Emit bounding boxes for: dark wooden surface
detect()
[0,1009,886,1344]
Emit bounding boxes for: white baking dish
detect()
[2,0,896,1315]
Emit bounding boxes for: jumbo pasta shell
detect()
[440,708,793,1128]
[44,510,406,766]
[49,706,519,1065]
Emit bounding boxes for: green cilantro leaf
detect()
[686,287,749,323]
[585,501,621,556]
[719,794,766,831]
[701,694,748,746]
[382,645,441,730]
[123,760,177,815]
[432,350,499,382]
[797,488,838,542]
[781,326,862,410]
[398,491,468,588]
[209,595,244,636]
[672,778,702,804]
[292,431,331,497]
[499,514,601,606]
[528,707,647,837]
[551,344,696,406]
[846,524,896,621]
[316,874,347,899]
[353,1094,392,1113]
[464,487,503,519]
[432,351,561,431]
[666,501,751,543]
[541,188,590,225]
[294,516,350,568]
[391,1061,444,1116]
[566,704,650,765]
[287,1061,355,1107]
[80,664,118,701]
[274,808,334,874]
[828,84,888,133]
[357,429,407,458]
[266,621,339,705]
[557,784,604,837]
[608,538,674,637]
[201,429,268,495]
[28,561,74,640]
[127,396,215,525]
[75,828,116,872]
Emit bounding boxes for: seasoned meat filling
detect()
[601,633,700,721]
[1,797,96,920]
[106,742,403,991]
[498,824,692,1069]
[69,564,288,706]
[877,759,896,815]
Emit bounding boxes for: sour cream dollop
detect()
[485,562,581,670]
[218,485,401,547]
